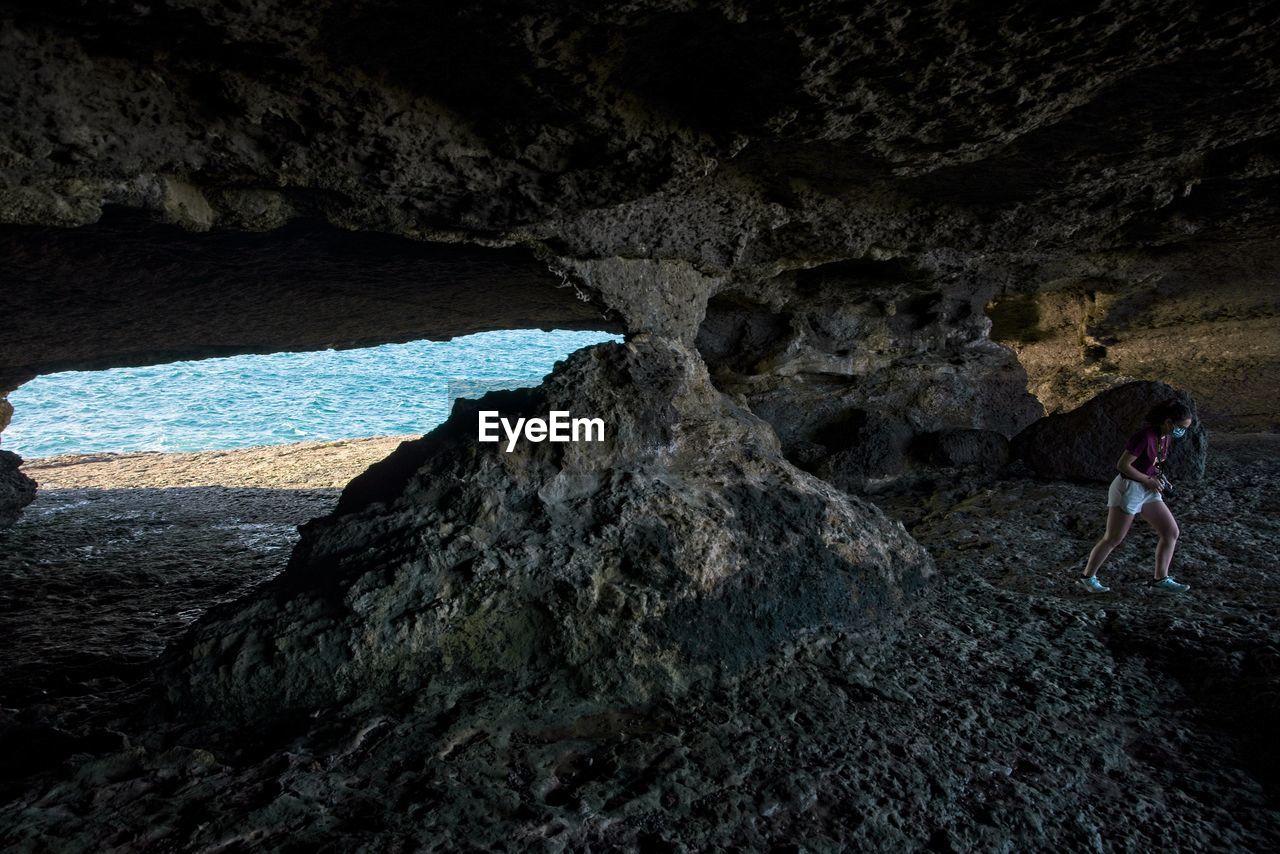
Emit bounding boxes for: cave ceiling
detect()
[1,0,1278,425]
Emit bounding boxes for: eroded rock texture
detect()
[2,2,1279,845]
[696,260,1043,492]
[0,0,1276,768]
[988,240,1280,431]
[164,337,932,720]
[0,450,37,525]
[4,437,1278,850]
[3,0,1279,430]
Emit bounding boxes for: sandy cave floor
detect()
[0,435,1277,851]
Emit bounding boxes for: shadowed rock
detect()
[162,337,933,721]
[696,264,1041,492]
[3,0,1279,434]
[1,397,36,522]
[0,450,37,525]
[920,429,1011,470]
[1011,380,1207,483]
[0,209,619,393]
[0,2,1278,846]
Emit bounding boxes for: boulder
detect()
[1010,381,1207,483]
[0,448,36,527]
[0,450,37,526]
[162,338,934,722]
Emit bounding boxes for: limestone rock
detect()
[1010,381,1207,483]
[814,412,916,488]
[163,337,933,721]
[696,263,1041,491]
[2,2,1279,429]
[0,450,37,526]
[988,241,1280,432]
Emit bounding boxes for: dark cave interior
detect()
[1,0,1279,849]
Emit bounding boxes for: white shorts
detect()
[1107,473,1163,515]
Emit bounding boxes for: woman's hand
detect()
[1146,475,1164,492]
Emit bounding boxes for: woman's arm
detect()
[1117,450,1162,491]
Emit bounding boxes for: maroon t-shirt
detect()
[1124,426,1170,478]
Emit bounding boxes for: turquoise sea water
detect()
[4,330,622,459]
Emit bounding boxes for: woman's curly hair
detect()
[1143,398,1196,429]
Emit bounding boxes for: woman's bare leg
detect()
[1140,501,1180,579]
[1083,507,1135,576]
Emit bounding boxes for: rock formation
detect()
[0,0,1273,713]
[0,399,33,524]
[0,210,619,393]
[2,2,1280,846]
[0,450,37,525]
[164,336,932,720]
[987,240,1280,431]
[695,262,1043,492]
[2,0,1278,434]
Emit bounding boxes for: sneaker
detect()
[1151,576,1190,592]
[1078,575,1110,593]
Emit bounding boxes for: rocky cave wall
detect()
[695,259,1044,493]
[0,208,621,393]
[987,238,1280,429]
[4,0,1278,437]
[2,0,1280,713]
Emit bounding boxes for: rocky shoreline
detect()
[17,434,420,490]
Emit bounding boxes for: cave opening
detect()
[2,1,1279,846]
[5,328,624,460]
[0,205,629,523]
[0,327,621,730]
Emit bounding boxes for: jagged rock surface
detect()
[164,337,932,721]
[696,262,1042,492]
[0,2,1276,845]
[0,450,37,525]
[987,240,1280,431]
[3,436,1277,850]
[2,0,1279,429]
[1011,380,1207,483]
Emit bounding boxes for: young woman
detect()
[1078,399,1196,593]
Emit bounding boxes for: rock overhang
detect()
[0,2,1276,705]
[1,1,1277,393]
[0,207,623,395]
